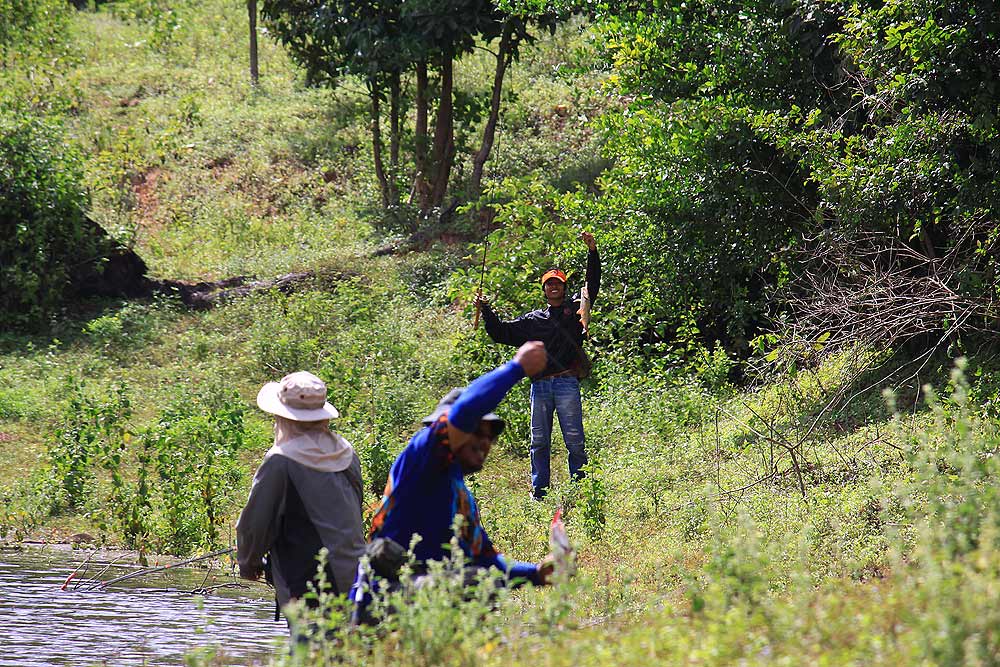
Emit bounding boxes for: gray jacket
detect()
[236,453,365,605]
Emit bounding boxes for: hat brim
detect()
[541,270,567,284]
[257,382,340,421]
[421,408,503,427]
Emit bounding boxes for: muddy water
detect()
[0,547,287,666]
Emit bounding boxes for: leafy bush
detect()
[0,477,54,541]
[149,389,249,554]
[893,359,1000,561]
[0,116,108,330]
[577,453,607,541]
[46,378,130,513]
[279,531,529,667]
[0,0,72,58]
[35,377,252,554]
[107,0,186,53]
[82,300,166,358]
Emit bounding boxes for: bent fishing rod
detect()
[66,546,235,592]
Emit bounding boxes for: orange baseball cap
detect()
[541,269,566,284]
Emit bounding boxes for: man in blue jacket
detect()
[476,232,600,500]
[352,341,554,625]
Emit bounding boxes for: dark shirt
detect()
[481,249,600,378]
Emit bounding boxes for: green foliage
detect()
[371,535,515,667]
[689,510,780,617]
[150,388,248,553]
[540,0,1000,363]
[894,358,1000,561]
[249,290,336,377]
[46,379,132,513]
[6,3,1000,665]
[0,477,54,541]
[448,176,588,315]
[262,0,570,213]
[0,116,108,330]
[108,0,187,53]
[577,453,606,541]
[872,359,1000,665]
[0,0,72,59]
[83,301,166,358]
[280,530,524,666]
[32,378,250,554]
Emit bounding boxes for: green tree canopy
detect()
[462,0,1000,366]
[262,0,564,220]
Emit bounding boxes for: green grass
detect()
[3,2,1000,665]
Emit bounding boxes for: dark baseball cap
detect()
[422,387,505,437]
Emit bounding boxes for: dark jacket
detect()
[236,453,365,605]
[481,249,600,378]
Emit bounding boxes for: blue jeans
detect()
[529,376,587,498]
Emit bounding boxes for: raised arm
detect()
[447,341,547,451]
[582,232,601,304]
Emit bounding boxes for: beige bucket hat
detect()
[257,371,340,421]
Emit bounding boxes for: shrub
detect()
[0,116,109,330]
[578,454,607,541]
[150,389,249,554]
[45,378,126,513]
[883,359,1000,664]
[83,301,165,358]
[0,0,71,58]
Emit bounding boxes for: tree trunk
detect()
[369,82,391,210]
[470,24,514,200]
[430,50,455,209]
[413,62,432,212]
[248,0,259,85]
[388,70,401,207]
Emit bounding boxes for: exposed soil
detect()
[133,167,164,226]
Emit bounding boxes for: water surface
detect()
[0,546,287,666]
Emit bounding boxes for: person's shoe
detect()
[530,489,547,502]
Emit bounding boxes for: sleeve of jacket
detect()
[348,452,364,511]
[481,304,533,347]
[586,248,601,305]
[468,521,541,586]
[449,360,525,433]
[236,455,287,571]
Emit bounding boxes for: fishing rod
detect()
[60,550,97,591]
[80,546,235,592]
[81,553,127,588]
[472,238,488,330]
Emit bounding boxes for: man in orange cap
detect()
[475,232,600,500]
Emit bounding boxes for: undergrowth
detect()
[2,2,999,666]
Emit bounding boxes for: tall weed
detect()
[46,379,132,513]
[151,390,247,554]
[884,359,1000,664]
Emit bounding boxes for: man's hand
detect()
[473,294,490,310]
[581,231,596,251]
[514,341,547,378]
[239,563,263,581]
